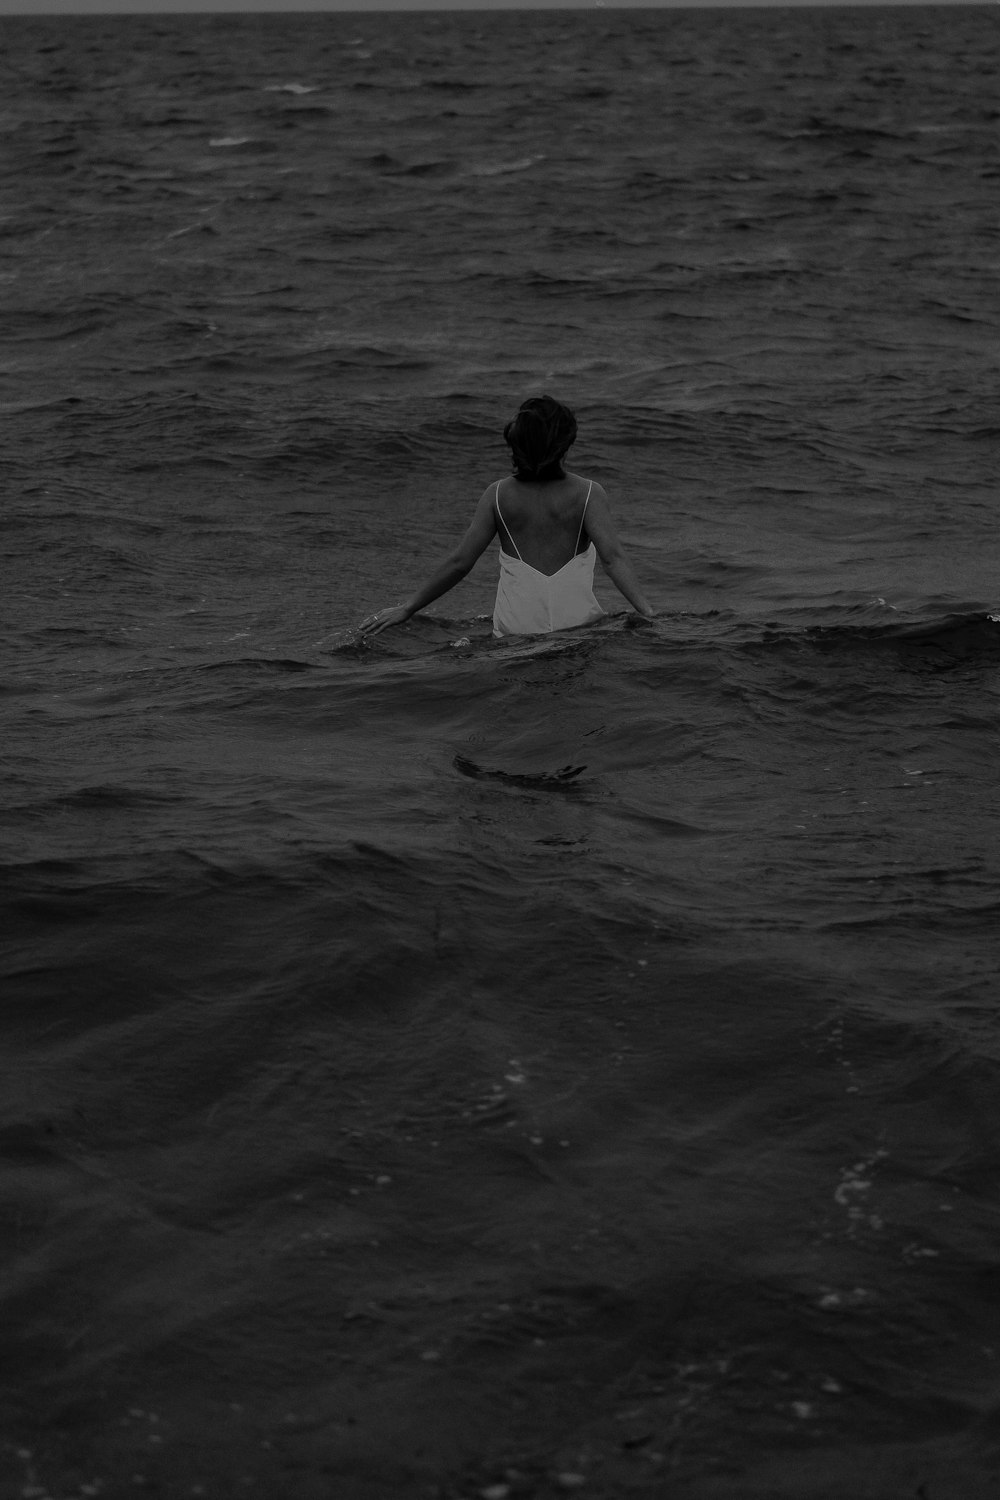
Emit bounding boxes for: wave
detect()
[751,612,1000,671]
[467,156,545,178]
[453,753,587,792]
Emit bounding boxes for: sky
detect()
[0,0,980,13]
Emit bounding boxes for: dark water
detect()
[2,6,1000,1497]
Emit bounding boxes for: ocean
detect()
[2,4,999,1496]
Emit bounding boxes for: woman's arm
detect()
[583,484,655,617]
[360,487,499,636]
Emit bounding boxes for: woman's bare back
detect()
[494,471,593,576]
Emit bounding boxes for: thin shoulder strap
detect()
[575,480,594,550]
[495,479,523,562]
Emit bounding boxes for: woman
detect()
[360,395,653,638]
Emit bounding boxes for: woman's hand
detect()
[360,604,410,637]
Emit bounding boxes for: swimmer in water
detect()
[360,395,654,639]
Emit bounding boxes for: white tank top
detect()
[492,480,605,638]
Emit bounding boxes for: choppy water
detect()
[3,6,1000,1497]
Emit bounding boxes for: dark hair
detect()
[503,395,577,482]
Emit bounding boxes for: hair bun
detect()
[504,395,577,478]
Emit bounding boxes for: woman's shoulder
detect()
[565,471,608,505]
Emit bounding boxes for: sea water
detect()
[2,7,1000,1496]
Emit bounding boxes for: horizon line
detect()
[0,0,988,14]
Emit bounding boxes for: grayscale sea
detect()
[2,5,1000,1496]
